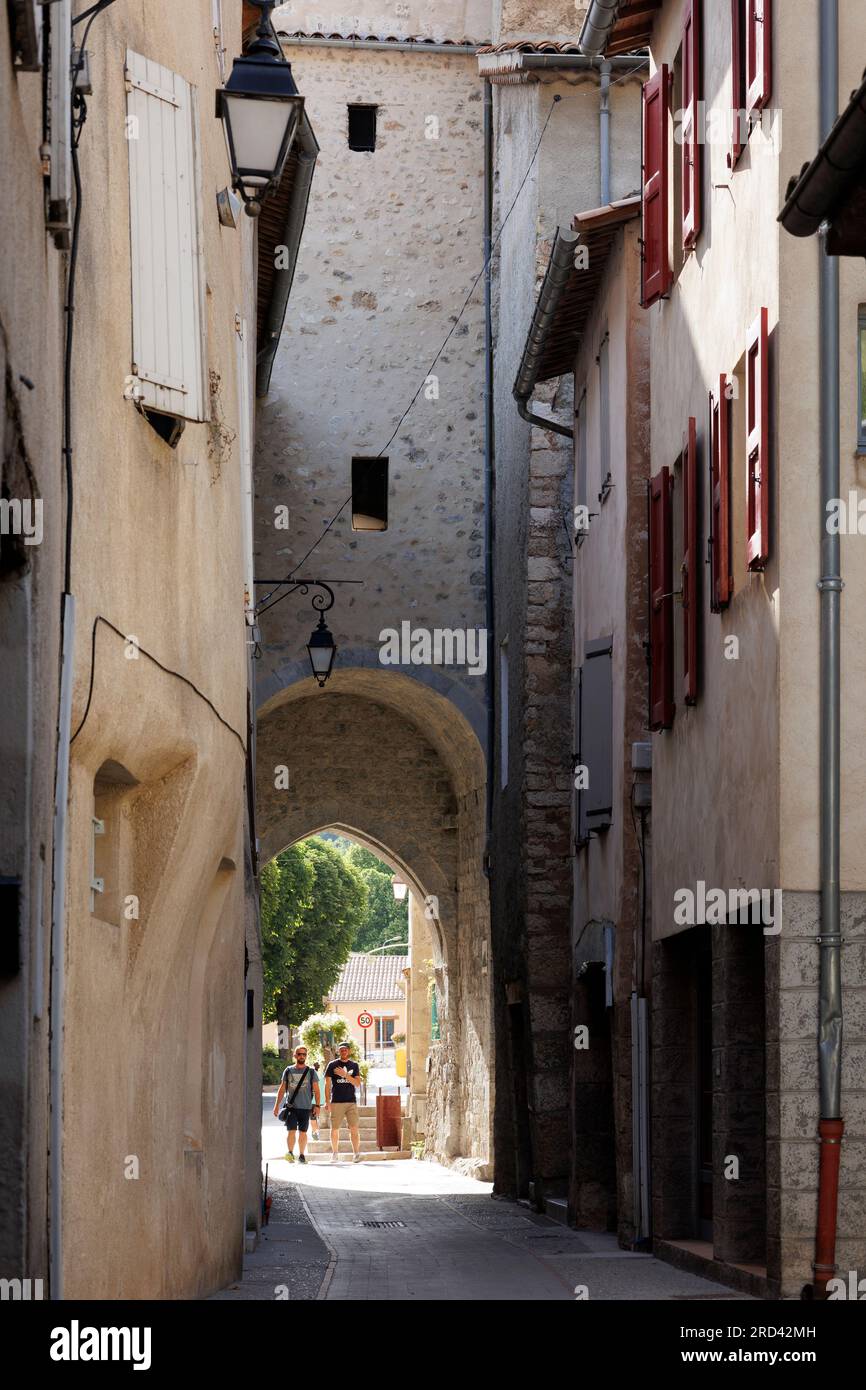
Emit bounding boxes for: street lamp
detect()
[392,880,408,902]
[307,612,337,689]
[216,0,304,217]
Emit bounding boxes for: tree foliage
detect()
[344,844,409,953]
[261,839,367,1031]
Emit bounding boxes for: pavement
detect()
[212,1096,754,1302]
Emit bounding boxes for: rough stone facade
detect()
[487,64,642,1208]
[254,20,494,1175]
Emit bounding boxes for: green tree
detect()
[344,843,409,953]
[261,838,368,1040]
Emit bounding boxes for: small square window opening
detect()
[351,456,388,531]
[348,105,377,152]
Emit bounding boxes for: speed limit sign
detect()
[358,1011,373,1029]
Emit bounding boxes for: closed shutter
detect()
[746,307,770,571]
[709,377,732,611]
[649,468,675,730]
[682,418,699,704]
[578,637,614,840]
[681,0,702,249]
[125,50,208,422]
[746,0,772,115]
[641,66,671,308]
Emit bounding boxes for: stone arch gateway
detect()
[256,666,492,1177]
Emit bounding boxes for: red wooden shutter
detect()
[649,467,675,729]
[682,418,698,704]
[709,376,732,611]
[729,0,745,168]
[681,0,702,248]
[746,307,770,571]
[746,0,772,115]
[641,66,671,307]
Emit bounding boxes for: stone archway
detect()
[256,665,493,1177]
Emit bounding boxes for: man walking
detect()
[273,1046,320,1164]
[324,1042,362,1164]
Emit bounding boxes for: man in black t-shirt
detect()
[324,1042,362,1164]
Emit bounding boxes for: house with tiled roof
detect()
[324,953,409,1053]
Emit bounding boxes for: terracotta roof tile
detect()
[326,952,409,1003]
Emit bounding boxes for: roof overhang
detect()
[255,112,319,396]
[579,0,662,57]
[779,68,866,251]
[513,196,641,400]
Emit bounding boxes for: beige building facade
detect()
[584,0,866,1297]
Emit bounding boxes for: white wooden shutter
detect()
[235,316,255,619]
[125,50,208,422]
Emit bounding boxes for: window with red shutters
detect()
[649,467,675,730]
[641,66,671,307]
[729,0,747,167]
[709,376,732,611]
[746,307,770,571]
[746,0,772,116]
[682,418,699,704]
[681,0,702,249]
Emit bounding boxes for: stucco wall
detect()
[0,14,65,1287]
[61,0,255,1298]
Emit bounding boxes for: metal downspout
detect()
[483,77,495,876]
[813,0,844,1300]
[600,60,611,205]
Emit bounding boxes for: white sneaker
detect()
[330,1152,339,1164]
[353,1152,363,1164]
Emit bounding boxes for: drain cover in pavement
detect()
[356,1220,407,1229]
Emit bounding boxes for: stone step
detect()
[303,1141,401,1153]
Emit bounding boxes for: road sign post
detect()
[358,1010,373,1059]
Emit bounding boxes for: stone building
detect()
[254,1,494,1175]
[582,0,866,1297]
[480,4,643,1211]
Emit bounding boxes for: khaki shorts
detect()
[329,1101,359,1129]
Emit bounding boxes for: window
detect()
[348,105,377,152]
[858,308,866,451]
[577,637,614,843]
[729,0,772,168]
[375,1017,396,1047]
[10,1,42,71]
[709,377,733,611]
[47,1,72,247]
[681,0,702,249]
[499,639,509,790]
[351,456,388,531]
[641,65,671,307]
[91,760,138,923]
[597,336,611,502]
[576,391,588,542]
[745,307,770,571]
[125,50,208,428]
[682,417,699,704]
[649,468,675,730]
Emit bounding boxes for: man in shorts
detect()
[324,1042,362,1164]
[273,1045,320,1164]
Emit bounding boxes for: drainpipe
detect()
[600,60,611,205]
[813,0,844,1300]
[483,76,496,876]
[49,593,74,1300]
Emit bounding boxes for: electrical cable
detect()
[70,616,247,755]
[256,91,567,614]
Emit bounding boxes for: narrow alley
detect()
[212,1099,749,1301]
[2,0,866,1361]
